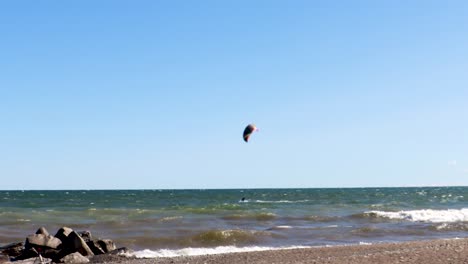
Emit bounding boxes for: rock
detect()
[97,239,116,253]
[12,247,39,261]
[62,231,94,257]
[55,227,74,243]
[86,241,105,255]
[41,248,61,260]
[79,231,92,243]
[86,239,116,255]
[25,234,62,250]
[36,227,49,236]
[60,252,89,263]
[0,242,24,258]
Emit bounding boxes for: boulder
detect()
[98,239,116,253]
[60,252,89,263]
[86,241,105,255]
[35,227,49,236]
[25,234,61,250]
[79,231,92,243]
[55,227,74,243]
[62,231,94,257]
[86,239,116,255]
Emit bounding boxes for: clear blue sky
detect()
[1,1,467,190]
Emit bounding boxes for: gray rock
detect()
[25,234,61,249]
[60,252,89,263]
[36,227,49,236]
[55,227,74,243]
[97,239,116,253]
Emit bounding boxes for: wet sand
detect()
[91,238,468,264]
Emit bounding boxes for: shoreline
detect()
[90,238,468,264]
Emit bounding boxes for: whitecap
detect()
[367,208,468,223]
[254,200,310,204]
[128,245,312,258]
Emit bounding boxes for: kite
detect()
[243,124,258,142]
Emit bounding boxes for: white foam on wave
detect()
[128,245,312,258]
[269,225,293,230]
[254,200,310,203]
[368,208,468,223]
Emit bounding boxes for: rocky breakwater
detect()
[0,227,132,263]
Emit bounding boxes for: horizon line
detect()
[1,185,467,191]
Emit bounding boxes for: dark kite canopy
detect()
[243,124,257,142]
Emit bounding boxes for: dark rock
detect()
[25,234,62,250]
[36,227,49,236]
[12,247,39,261]
[97,239,116,253]
[86,241,105,255]
[55,227,74,243]
[86,239,115,255]
[60,252,89,263]
[62,231,94,257]
[79,231,92,243]
[0,242,24,258]
[41,248,61,260]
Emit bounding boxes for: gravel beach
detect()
[89,238,468,264]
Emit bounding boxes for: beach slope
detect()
[91,238,468,264]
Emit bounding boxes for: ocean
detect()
[1,187,468,257]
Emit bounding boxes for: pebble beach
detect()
[89,238,468,264]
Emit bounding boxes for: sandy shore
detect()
[89,238,468,264]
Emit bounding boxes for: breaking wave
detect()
[128,245,312,258]
[364,208,468,223]
[253,200,310,204]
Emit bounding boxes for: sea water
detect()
[1,187,467,257]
